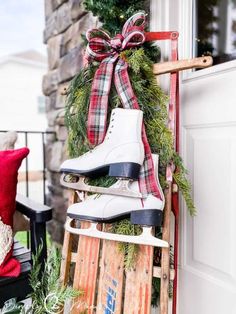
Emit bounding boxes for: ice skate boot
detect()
[61,108,144,198]
[65,154,168,248]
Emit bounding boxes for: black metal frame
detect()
[0,130,55,204]
[0,195,52,307]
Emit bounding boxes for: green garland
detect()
[65,47,196,215]
[65,47,196,274]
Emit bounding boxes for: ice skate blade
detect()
[65,218,169,248]
[60,175,143,198]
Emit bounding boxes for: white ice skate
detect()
[65,154,168,248]
[60,108,144,198]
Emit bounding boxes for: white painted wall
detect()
[0,57,47,131]
[0,55,47,202]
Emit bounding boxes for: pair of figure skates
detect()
[61,108,168,247]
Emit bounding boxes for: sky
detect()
[0,0,46,57]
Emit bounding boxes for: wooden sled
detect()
[60,32,212,314]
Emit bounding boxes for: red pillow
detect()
[0,147,29,277]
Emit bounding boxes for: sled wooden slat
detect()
[123,244,153,314]
[153,266,175,281]
[60,192,78,286]
[96,225,124,314]
[71,221,101,314]
[60,224,73,285]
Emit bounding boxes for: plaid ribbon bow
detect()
[86,12,162,199]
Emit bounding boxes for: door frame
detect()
[150,0,236,82]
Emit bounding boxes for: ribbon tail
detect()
[87,55,118,145]
[114,59,163,199]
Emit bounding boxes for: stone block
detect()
[57,2,72,34]
[61,13,96,56]
[58,82,70,96]
[45,92,57,112]
[47,109,65,127]
[45,96,51,112]
[55,125,68,141]
[48,170,62,186]
[52,0,68,11]
[70,0,86,21]
[55,109,66,126]
[58,45,83,82]
[47,34,62,70]
[55,87,67,108]
[44,10,58,43]
[42,69,58,96]
[47,141,64,172]
[46,127,56,142]
[48,182,63,196]
[45,0,53,21]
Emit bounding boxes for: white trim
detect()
[150,0,170,61]
[178,0,195,79]
[182,58,236,82]
[150,0,170,32]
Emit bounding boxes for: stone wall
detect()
[43,0,97,243]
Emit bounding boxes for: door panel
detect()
[150,0,236,313]
[179,68,236,313]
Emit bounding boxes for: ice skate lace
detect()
[0,217,13,265]
[85,112,115,146]
[105,112,115,140]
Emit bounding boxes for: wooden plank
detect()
[96,225,124,314]
[60,219,74,285]
[160,184,172,314]
[60,190,79,285]
[153,266,175,281]
[71,221,101,314]
[123,244,153,314]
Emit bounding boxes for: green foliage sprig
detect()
[29,245,81,314]
[1,246,81,314]
[112,219,142,269]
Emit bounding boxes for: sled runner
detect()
[60,31,212,314]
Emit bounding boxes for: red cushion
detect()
[0,147,29,277]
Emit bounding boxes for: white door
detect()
[151,1,236,313]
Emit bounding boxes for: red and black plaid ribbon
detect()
[85,12,162,199]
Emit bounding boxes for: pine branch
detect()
[29,246,82,313]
